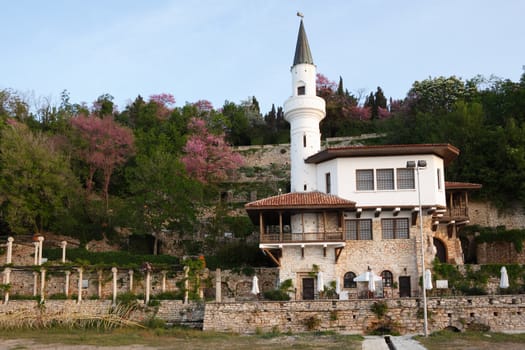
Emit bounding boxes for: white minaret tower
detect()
[284,18,326,193]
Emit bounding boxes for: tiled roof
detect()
[306,144,460,166]
[246,191,355,210]
[445,181,482,190]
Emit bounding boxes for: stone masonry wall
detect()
[203,295,525,334]
[0,300,204,328]
[469,200,525,229]
[477,242,525,264]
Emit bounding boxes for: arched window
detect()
[381,270,393,287]
[343,272,357,288]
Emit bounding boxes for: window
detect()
[297,86,305,95]
[344,272,357,288]
[376,169,394,190]
[356,169,374,191]
[382,218,409,239]
[381,270,393,287]
[437,168,442,190]
[325,173,331,194]
[345,219,372,240]
[303,134,307,147]
[397,168,415,189]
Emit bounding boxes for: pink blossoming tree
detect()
[182,118,243,183]
[71,114,135,206]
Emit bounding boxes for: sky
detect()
[1,0,524,114]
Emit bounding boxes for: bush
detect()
[116,292,139,306]
[371,301,388,319]
[48,293,68,300]
[152,291,179,300]
[263,290,290,301]
[42,247,180,268]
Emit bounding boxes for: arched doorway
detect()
[433,238,447,263]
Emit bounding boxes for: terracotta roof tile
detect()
[245,191,355,210]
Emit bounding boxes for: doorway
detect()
[399,276,411,297]
[302,278,315,300]
[433,238,447,263]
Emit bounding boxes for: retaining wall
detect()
[203,295,525,334]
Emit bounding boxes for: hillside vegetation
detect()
[1,70,524,258]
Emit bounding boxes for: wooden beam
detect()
[375,208,382,217]
[356,208,362,218]
[262,248,281,267]
[279,212,283,242]
[411,208,419,226]
[393,207,401,217]
[335,247,343,263]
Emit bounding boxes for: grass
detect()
[417,329,525,350]
[0,327,363,349]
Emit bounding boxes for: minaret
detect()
[284,19,326,193]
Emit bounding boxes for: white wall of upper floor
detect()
[315,154,446,208]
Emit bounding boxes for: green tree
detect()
[126,149,201,252]
[0,122,81,234]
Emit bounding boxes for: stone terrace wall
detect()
[1,296,524,334]
[203,295,525,334]
[0,300,204,328]
[477,242,525,264]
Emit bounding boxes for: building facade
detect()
[245,19,480,300]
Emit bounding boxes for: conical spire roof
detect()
[293,20,314,65]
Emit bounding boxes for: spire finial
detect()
[296,12,304,19]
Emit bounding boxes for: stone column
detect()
[60,241,67,263]
[37,236,44,265]
[184,266,189,304]
[161,271,167,293]
[64,271,71,297]
[33,242,39,265]
[215,268,221,302]
[6,237,14,264]
[33,271,38,296]
[3,268,11,303]
[40,268,46,302]
[145,270,151,304]
[112,267,118,305]
[97,270,103,299]
[77,268,83,303]
[128,270,134,292]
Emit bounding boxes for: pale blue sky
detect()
[1,0,524,114]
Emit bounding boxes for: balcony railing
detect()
[260,231,345,244]
[447,207,468,218]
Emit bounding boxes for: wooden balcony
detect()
[260,230,345,244]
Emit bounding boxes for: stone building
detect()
[245,19,480,300]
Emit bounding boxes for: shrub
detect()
[303,316,321,331]
[152,291,179,300]
[263,290,290,301]
[371,301,388,319]
[116,292,139,306]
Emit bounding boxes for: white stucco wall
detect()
[315,154,446,207]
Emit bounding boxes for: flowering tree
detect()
[316,73,337,97]
[182,118,243,183]
[71,115,134,206]
[149,93,176,120]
